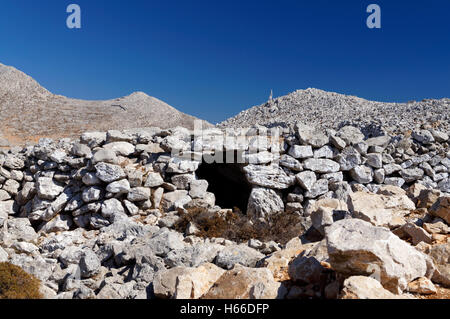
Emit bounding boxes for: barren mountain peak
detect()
[219,87,450,135]
[0,62,211,147]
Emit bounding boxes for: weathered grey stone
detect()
[337,126,364,145]
[144,172,164,188]
[244,164,295,189]
[106,179,131,194]
[2,179,20,196]
[36,177,64,200]
[166,159,200,174]
[165,243,224,268]
[303,159,340,174]
[279,155,303,171]
[80,131,107,148]
[0,190,10,201]
[310,199,349,235]
[171,174,195,190]
[71,142,92,158]
[296,171,316,192]
[127,187,151,202]
[161,190,191,211]
[39,214,73,233]
[1,218,38,244]
[340,276,398,299]
[347,191,414,227]
[305,179,329,198]
[326,219,435,294]
[189,180,209,199]
[366,153,383,168]
[123,199,139,216]
[350,165,373,184]
[430,129,449,143]
[288,256,323,284]
[3,154,25,170]
[335,146,362,171]
[412,130,435,144]
[288,145,313,159]
[295,123,329,148]
[330,135,346,150]
[215,244,265,270]
[101,198,126,222]
[203,264,283,299]
[82,186,103,203]
[82,172,102,186]
[247,187,284,220]
[103,142,135,156]
[148,229,186,257]
[374,168,385,184]
[400,168,425,183]
[126,169,143,187]
[94,162,126,183]
[92,149,118,164]
[384,177,405,188]
[314,145,336,159]
[427,243,450,287]
[79,250,101,278]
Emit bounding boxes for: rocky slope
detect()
[0,63,211,148]
[218,88,450,136]
[0,123,449,299]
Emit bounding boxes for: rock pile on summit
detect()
[0,121,448,299]
[219,88,450,137]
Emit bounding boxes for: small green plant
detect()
[0,262,43,299]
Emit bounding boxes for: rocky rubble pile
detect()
[0,123,449,299]
[218,88,450,136]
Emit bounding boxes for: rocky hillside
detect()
[0,63,211,147]
[0,123,448,299]
[218,88,450,136]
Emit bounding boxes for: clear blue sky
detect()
[0,0,449,124]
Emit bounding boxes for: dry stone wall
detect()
[0,123,449,299]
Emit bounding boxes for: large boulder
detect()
[153,263,225,299]
[247,187,284,220]
[202,264,285,299]
[215,244,265,270]
[347,191,415,227]
[295,123,329,148]
[325,219,435,294]
[427,243,450,287]
[36,177,65,200]
[340,276,400,299]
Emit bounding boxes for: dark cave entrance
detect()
[195,152,252,213]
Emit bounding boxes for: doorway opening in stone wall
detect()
[195,151,252,213]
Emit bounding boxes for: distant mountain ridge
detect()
[0,62,212,147]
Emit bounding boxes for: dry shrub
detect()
[0,262,42,299]
[174,207,306,245]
